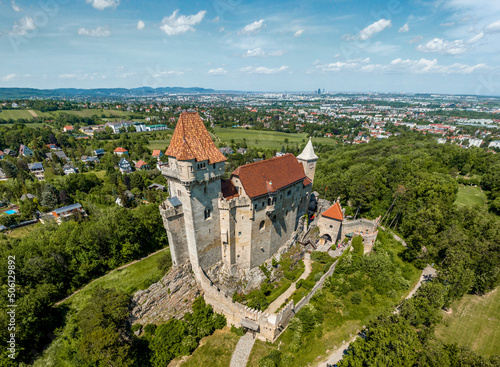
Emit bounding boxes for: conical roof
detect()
[297,138,318,161]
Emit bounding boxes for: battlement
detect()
[218,195,252,210]
[159,201,183,219]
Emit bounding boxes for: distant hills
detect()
[0,87,238,99]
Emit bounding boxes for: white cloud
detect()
[240,65,288,74]
[160,10,206,36]
[440,22,455,27]
[219,27,225,32]
[485,20,500,33]
[86,0,119,10]
[59,74,79,79]
[11,16,36,35]
[239,19,264,35]
[316,58,370,72]
[137,20,145,30]
[2,74,17,81]
[468,32,484,43]
[208,68,227,75]
[408,35,423,44]
[294,29,304,37]
[416,38,467,55]
[359,19,392,40]
[151,70,184,78]
[399,23,409,33]
[243,48,284,58]
[11,1,22,12]
[78,26,111,37]
[212,16,219,23]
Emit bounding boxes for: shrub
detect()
[297,279,315,290]
[144,324,157,336]
[351,293,362,304]
[352,236,364,257]
[230,325,246,336]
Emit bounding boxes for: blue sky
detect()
[1,0,500,95]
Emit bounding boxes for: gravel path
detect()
[266,253,312,314]
[229,333,256,367]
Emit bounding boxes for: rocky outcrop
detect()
[129,262,202,325]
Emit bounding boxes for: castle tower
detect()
[159,112,227,273]
[297,137,318,183]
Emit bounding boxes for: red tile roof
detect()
[232,153,306,198]
[135,160,148,168]
[114,147,128,153]
[321,201,344,221]
[166,112,226,164]
[152,149,162,157]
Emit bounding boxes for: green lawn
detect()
[42,109,132,119]
[171,328,239,367]
[454,185,487,208]
[147,139,171,151]
[33,249,169,366]
[435,287,500,357]
[3,223,41,238]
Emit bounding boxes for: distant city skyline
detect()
[1,0,500,95]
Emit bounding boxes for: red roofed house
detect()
[63,126,74,132]
[160,112,317,275]
[114,147,128,156]
[152,150,164,159]
[135,160,149,170]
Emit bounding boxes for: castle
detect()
[159,112,318,278]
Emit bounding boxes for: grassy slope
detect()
[0,109,35,120]
[454,185,487,208]
[170,328,239,367]
[248,230,421,366]
[435,287,500,357]
[33,249,168,366]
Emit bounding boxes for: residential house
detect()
[489,141,500,149]
[63,126,74,132]
[114,147,128,156]
[81,156,100,164]
[19,144,34,157]
[152,150,164,159]
[46,150,69,162]
[236,148,247,154]
[219,147,234,156]
[28,162,45,180]
[135,160,149,170]
[106,121,135,134]
[51,203,86,224]
[21,193,36,201]
[63,164,78,175]
[4,149,16,157]
[118,158,133,174]
[46,144,59,150]
[148,183,165,191]
[0,151,4,160]
[94,148,105,156]
[115,190,135,207]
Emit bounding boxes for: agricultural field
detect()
[435,287,500,357]
[42,109,131,119]
[0,109,37,120]
[454,185,487,208]
[147,139,171,151]
[213,128,337,150]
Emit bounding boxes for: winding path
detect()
[229,333,256,367]
[265,253,312,314]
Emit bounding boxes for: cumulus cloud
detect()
[240,65,288,74]
[137,20,145,30]
[160,10,206,36]
[78,26,111,37]
[2,74,17,81]
[359,19,392,40]
[399,23,409,33]
[243,48,284,58]
[294,29,304,37]
[11,16,36,35]
[416,38,467,55]
[485,20,500,33]
[239,19,264,35]
[86,0,119,10]
[208,67,227,75]
[316,58,370,72]
[11,1,22,12]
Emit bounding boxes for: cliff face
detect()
[129,262,202,325]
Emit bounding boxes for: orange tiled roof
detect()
[321,201,343,221]
[152,149,162,157]
[135,160,148,168]
[166,112,226,164]
[114,147,128,152]
[232,154,306,199]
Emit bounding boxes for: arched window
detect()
[204,208,211,220]
[259,220,265,231]
[267,198,272,206]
